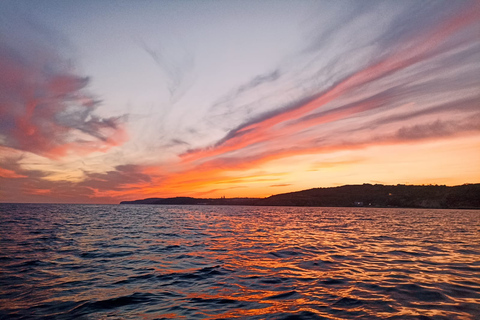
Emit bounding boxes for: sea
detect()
[0,204,479,320]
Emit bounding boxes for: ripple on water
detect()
[0,204,479,319]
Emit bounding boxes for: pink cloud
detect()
[180,1,480,167]
[0,20,127,159]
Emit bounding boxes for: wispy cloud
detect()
[270,184,291,188]
[179,0,480,166]
[138,37,195,103]
[0,13,126,159]
[94,1,480,200]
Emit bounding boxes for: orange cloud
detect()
[0,167,27,179]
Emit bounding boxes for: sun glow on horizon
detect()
[1,0,479,203]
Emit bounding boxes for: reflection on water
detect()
[0,204,479,319]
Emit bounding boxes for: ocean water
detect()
[0,204,479,320]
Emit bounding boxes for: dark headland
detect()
[120,183,480,209]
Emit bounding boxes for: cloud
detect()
[179,0,480,166]
[2,1,479,203]
[237,70,281,93]
[395,115,480,141]
[138,38,195,103]
[205,68,288,136]
[0,167,27,179]
[309,159,365,171]
[78,165,152,192]
[0,13,127,159]
[0,160,152,203]
[270,184,291,188]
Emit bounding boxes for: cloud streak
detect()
[138,38,195,103]
[180,0,480,166]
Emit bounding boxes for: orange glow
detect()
[0,1,479,204]
[25,188,52,195]
[98,133,480,202]
[0,167,26,179]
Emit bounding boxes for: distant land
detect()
[120,183,480,209]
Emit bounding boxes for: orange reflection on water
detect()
[3,205,478,319]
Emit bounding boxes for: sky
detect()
[0,0,479,204]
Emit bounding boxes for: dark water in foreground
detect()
[0,205,479,319]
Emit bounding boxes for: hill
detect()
[120,183,480,209]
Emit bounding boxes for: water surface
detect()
[0,204,479,319]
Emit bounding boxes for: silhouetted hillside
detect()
[255,184,480,208]
[120,183,480,209]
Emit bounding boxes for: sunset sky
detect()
[1,0,479,203]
